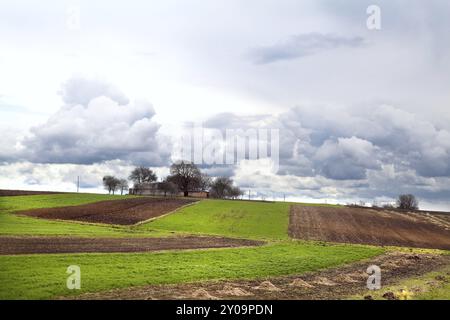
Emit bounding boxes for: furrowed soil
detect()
[0,236,263,255]
[289,206,450,250]
[16,197,197,225]
[66,252,450,300]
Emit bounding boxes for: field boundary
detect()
[16,197,197,226]
[11,213,130,229]
[132,200,201,226]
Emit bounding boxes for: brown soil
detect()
[0,236,264,255]
[288,205,450,250]
[17,197,197,225]
[65,252,450,300]
[0,189,63,197]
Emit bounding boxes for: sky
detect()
[1,0,450,210]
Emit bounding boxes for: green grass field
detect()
[0,193,127,212]
[139,200,290,240]
[140,199,338,240]
[5,193,447,300]
[0,242,383,299]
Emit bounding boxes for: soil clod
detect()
[254,281,281,292]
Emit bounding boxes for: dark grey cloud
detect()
[203,104,450,182]
[199,164,236,178]
[202,103,450,205]
[249,33,365,64]
[277,104,450,179]
[313,137,380,180]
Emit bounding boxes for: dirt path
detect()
[17,197,196,225]
[66,252,450,300]
[0,236,264,255]
[289,205,450,250]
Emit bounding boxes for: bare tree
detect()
[129,167,157,185]
[210,177,233,199]
[198,173,212,191]
[102,175,120,195]
[103,175,113,194]
[118,179,129,195]
[166,161,201,197]
[397,194,419,210]
[229,186,243,200]
[209,177,242,199]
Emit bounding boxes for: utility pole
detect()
[248,190,251,201]
[77,176,80,193]
[284,194,285,202]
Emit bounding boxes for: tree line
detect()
[354,194,420,210]
[102,161,243,199]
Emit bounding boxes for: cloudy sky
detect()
[1,0,450,210]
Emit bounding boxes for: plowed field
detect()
[289,206,450,250]
[0,236,263,255]
[17,197,196,225]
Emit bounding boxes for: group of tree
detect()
[209,176,243,199]
[371,194,420,210]
[103,166,162,196]
[166,161,203,196]
[129,166,158,195]
[102,176,128,195]
[129,167,157,184]
[104,163,418,206]
[166,161,243,199]
[396,194,419,210]
[102,161,243,199]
